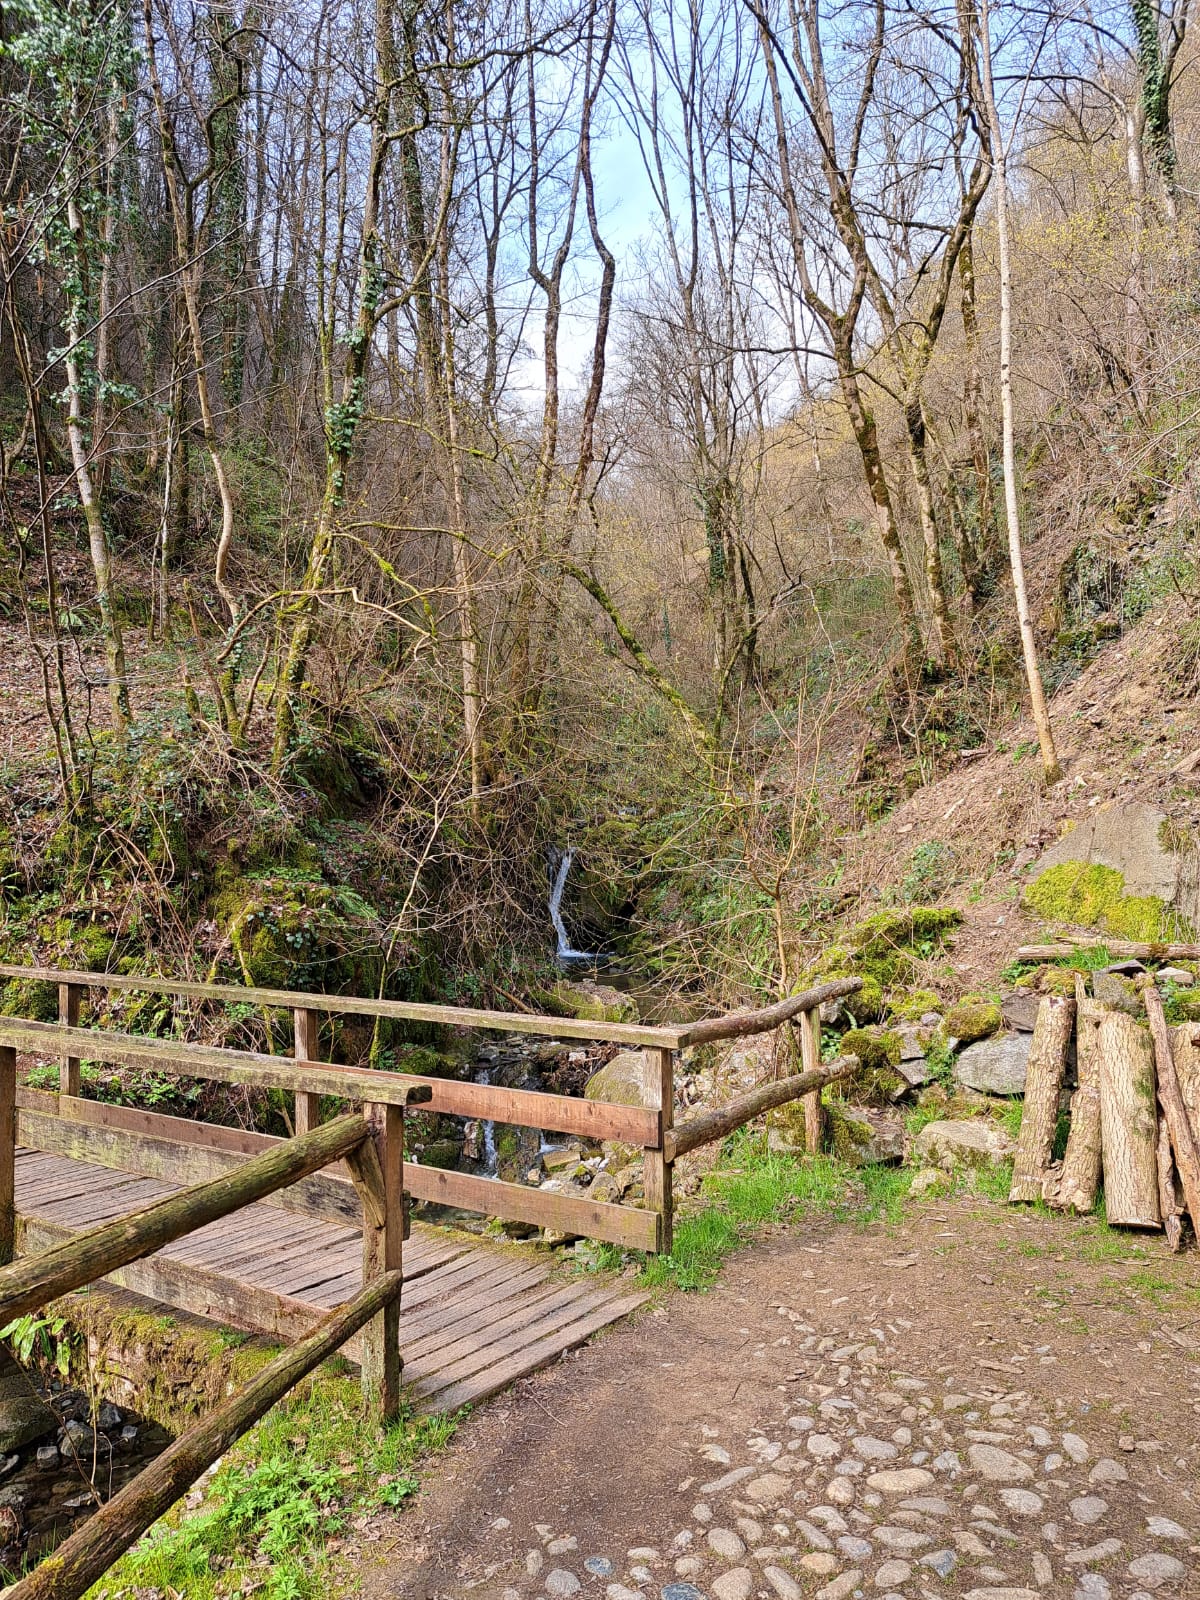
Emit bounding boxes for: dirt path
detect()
[352,1195,1200,1600]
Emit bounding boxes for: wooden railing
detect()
[0,966,861,1256]
[0,965,862,1599]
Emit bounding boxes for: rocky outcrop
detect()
[954,1032,1031,1096]
[914,1118,1016,1169]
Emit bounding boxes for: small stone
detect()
[1044,1454,1065,1473]
[629,1549,661,1562]
[693,1504,713,1523]
[797,1520,834,1551]
[902,1497,952,1516]
[1027,1427,1053,1448]
[922,1549,957,1578]
[675,1558,704,1578]
[961,1591,1038,1600]
[545,1571,582,1598]
[1145,1517,1189,1540]
[585,1558,615,1578]
[867,1467,936,1494]
[1070,1497,1108,1526]
[1088,1459,1128,1485]
[808,1434,842,1459]
[1127,1554,1186,1588]
[745,1474,790,1506]
[799,1553,839,1576]
[827,1477,855,1507]
[630,1568,655,1585]
[1064,1540,1122,1566]
[703,1467,756,1494]
[550,1537,579,1555]
[708,1529,746,1560]
[702,1445,732,1465]
[660,1586,706,1600]
[711,1568,753,1600]
[527,1551,545,1578]
[999,1489,1043,1516]
[815,1573,862,1600]
[1073,1576,1111,1600]
[1032,1552,1053,1587]
[35,1445,58,1472]
[763,1568,804,1600]
[1061,1435,1090,1464]
[968,1444,1034,1483]
[607,1588,643,1600]
[735,1518,763,1545]
[875,1561,912,1587]
[837,1535,873,1559]
[853,1436,897,1461]
[932,1451,962,1474]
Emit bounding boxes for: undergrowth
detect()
[88,1375,458,1600]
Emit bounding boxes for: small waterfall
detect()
[549,849,597,963]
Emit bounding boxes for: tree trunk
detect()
[1097,1010,1161,1229]
[1144,985,1200,1232]
[1009,995,1073,1202]
[958,228,991,601]
[977,0,1061,785]
[904,393,956,666]
[1045,980,1103,1212]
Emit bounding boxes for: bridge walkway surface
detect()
[14,1145,647,1414]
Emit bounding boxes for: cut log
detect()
[1009,995,1074,1203]
[1097,1010,1161,1229]
[1172,1023,1200,1145]
[1143,985,1200,1238]
[1017,939,1200,963]
[1046,979,1103,1213]
[678,978,862,1048]
[1157,1116,1184,1252]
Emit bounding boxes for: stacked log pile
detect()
[1008,975,1200,1249]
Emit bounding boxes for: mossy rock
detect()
[941,999,1002,1044]
[826,1102,875,1163]
[889,988,943,1021]
[213,871,389,993]
[393,1044,465,1080]
[835,1028,904,1105]
[541,980,637,1025]
[1014,963,1081,997]
[1024,862,1191,942]
[850,907,963,960]
[416,1137,463,1170]
[808,907,961,1010]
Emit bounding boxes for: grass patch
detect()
[611,1131,915,1293]
[89,1374,458,1600]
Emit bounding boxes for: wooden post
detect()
[59,982,82,1097]
[798,1006,824,1154]
[1097,1009,1161,1229]
[643,1047,673,1254]
[293,1007,321,1135]
[1009,995,1074,1203]
[353,1103,403,1420]
[0,1046,14,1267]
[1144,984,1200,1237]
[1046,976,1103,1213]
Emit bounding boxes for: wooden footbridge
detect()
[0,964,859,1600]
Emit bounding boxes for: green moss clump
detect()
[539,980,637,1025]
[214,871,389,993]
[809,907,961,1013]
[826,1103,874,1163]
[850,907,963,960]
[1024,862,1190,942]
[941,999,1002,1043]
[841,1027,901,1072]
[1014,963,1083,996]
[889,988,943,1020]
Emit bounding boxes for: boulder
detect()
[1092,969,1144,1016]
[584,1050,647,1107]
[909,1167,951,1197]
[954,1032,1031,1096]
[550,979,637,1025]
[824,1104,905,1165]
[0,1352,57,1454]
[913,1118,1016,1170]
[1000,992,1040,1033]
[1157,966,1195,987]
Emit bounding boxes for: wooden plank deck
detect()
[13,1147,647,1412]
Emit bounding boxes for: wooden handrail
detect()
[4,1268,404,1600]
[674,977,862,1047]
[665,1055,858,1162]
[0,1112,372,1325]
[0,1018,656,1144]
[0,964,687,1049]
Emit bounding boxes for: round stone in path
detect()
[584,1557,614,1577]
[711,1567,753,1600]
[1074,1575,1111,1600]
[1127,1553,1187,1588]
[1146,1516,1189,1540]
[660,1586,707,1600]
[865,1466,935,1494]
[707,1528,745,1560]
[967,1442,1034,1482]
[999,1488,1043,1515]
[874,1560,912,1587]
[1070,1495,1108,1525]
[544,1571,581,1598]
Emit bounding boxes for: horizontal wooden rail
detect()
[406,1163,660,1252]
[0,1113,370,1325]
[666,1055,857,1162]
[0,964,686,1049]
[0,1018,655,1142]
[16,1094,364,1226]
[674,977,862,1047]
[5,1268,404,1600]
